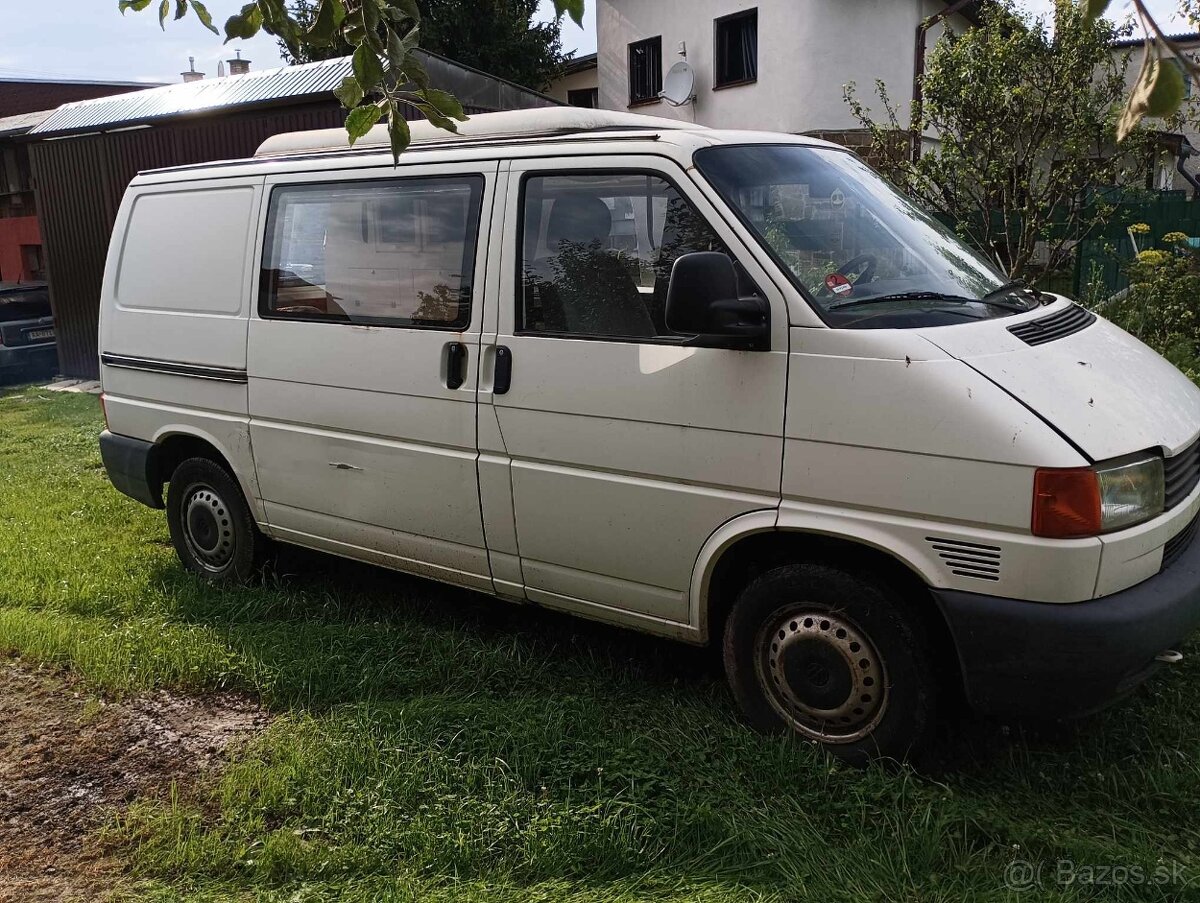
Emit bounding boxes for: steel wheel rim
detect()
[181,483,235,572]
[755,606,888,744]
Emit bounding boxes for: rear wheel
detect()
[166,457,264,584]
[723,563,938,766]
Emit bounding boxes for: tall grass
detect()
[2,384,1198,901]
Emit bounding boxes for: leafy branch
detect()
[1083,0,1192,138]
[117,0,585,161]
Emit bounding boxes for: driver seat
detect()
[525,194,655,338]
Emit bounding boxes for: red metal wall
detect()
[0,215,40,282]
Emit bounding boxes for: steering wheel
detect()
[836,253,878,286]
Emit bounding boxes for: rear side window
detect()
[261,176,484,329]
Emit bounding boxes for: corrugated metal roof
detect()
[29,52,557,139]
[0,108,53,137]
[1112,31,1200,49]
[30,56,351,137]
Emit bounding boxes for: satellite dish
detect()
[660,60,695,107]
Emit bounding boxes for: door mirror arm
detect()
[681,296,770,349]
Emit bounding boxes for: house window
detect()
[567,87,599,108]
[261,176,484,329]
[629,37,663,105]
[715,9,758,88]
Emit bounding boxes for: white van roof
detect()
[255,108,706,158]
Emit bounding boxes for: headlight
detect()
[1032,454,1164,538]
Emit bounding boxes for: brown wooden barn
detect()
[19,53,557,377]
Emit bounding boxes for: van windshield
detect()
[694,145,1038,328]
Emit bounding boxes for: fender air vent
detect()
[927,537,1002,582]
[1007,304,1096,346]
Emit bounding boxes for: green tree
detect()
[282,0,567,92]
[117,0,584,161]
[846,0,1152,281]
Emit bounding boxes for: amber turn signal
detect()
[1032,468,1101,538]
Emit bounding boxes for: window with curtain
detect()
[628,36,663,104]
[715,9,758,88]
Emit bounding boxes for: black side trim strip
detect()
[100,354,248,383]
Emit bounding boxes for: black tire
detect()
[166,457,264,584]
[722,563,938,767]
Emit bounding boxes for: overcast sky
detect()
[0,1,1185,86]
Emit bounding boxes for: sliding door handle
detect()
[445,341,466,389]
[494,346,513,395]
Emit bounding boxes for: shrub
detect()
[1094,238,1200,381]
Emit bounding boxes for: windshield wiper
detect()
[829,290,1029,313]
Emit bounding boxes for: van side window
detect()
[519,172,749,340]
[261,176,483,328]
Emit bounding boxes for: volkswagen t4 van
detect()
[98,108,1200,763]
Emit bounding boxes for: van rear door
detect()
[247,162,497,592]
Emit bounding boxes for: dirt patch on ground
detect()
[0,660,268,902]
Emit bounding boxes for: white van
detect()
[98,108,1200,763]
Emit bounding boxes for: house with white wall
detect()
[548,53,599,108]
[1112,32,1200,195]
[588,0,981,145]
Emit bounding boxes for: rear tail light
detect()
[99,392,109,430]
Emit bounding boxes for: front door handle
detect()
[445,341,466,390]
[494,346,513,395]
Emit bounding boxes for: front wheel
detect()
[166,457,264,584]
[723,563,938,766]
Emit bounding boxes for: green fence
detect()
[1071,190,1200,298]
[938,189,1200,299]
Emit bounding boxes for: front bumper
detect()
[933,528,1200,720]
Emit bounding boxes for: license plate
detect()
[25,328,54,341]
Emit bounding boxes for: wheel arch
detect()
[149,427,264,525]
[691,515,960,693]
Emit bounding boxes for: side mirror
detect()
[665,252,769,350]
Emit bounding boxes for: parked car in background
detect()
[96,108,1200,765]
[0,282,56,377]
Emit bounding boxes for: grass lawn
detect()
[2,384,1199,901]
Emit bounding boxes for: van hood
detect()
[923,310,1200,461]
